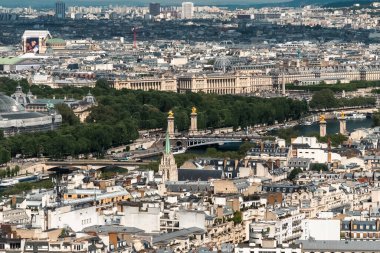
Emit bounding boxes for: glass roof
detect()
[0,93,25,113]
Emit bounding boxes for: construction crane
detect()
[131,26,143,49]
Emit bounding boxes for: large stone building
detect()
[112,76,177,92]
[110,65,380,95]
[0,93,62,136]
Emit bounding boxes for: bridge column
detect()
[167,110,175,138]
[319,115,327,137]
[339,111,347,135]
[189,107,198,136]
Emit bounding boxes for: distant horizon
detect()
[0,0,292,9]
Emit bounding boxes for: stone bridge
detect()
[154,134,261,149]
[20,160,149,174]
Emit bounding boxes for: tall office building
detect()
[181,2,194,19]
[55,1,66,19]
[149,3,161,16]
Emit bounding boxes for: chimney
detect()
[216,206,224,219]
[11,196,17,207]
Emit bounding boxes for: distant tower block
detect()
[319,115,327,137]
[167,110,175,137]
[189,106,197,135]
[339,111,346,135]
[281,72,286,96]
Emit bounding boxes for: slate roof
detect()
[178,169,222,181]
[299,240,380,251]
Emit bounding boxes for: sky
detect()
[0,0,292,8]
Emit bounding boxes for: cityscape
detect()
[1,0,380,252]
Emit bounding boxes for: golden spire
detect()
[319,114,326,122]
[191,106,197,114]
[340,111,345,118]
[168,110,174,117]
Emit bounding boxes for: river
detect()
[186,118,374,154]
[293,118,373,136]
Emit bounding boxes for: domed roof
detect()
[0,93,25,113]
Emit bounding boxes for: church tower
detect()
[159,131,178,182]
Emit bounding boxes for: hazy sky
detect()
[0,0,292,8]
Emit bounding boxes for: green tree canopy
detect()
[309,89,338,109]
[55,103,80,126]
[288,168,303,181]
[310,163,329,172]
[373,110,380,127]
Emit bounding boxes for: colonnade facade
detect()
[111,66,380,95]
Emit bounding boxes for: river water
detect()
[186,118,374,153]
[294,118,373,136]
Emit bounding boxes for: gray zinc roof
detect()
[299,240,380,251]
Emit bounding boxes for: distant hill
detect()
[252,0,377,8]
[292,0,376,7]
[323,0,376,8]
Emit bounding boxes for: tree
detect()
[0,170,6,179]
[318,134,348,147]
[373,110,380,127]
[232,211,242,225]
[310,163,328,172]
[14,165,20,176]
[6,166,11,178]
[0,148,11,165]
[94,79,111,92]
[55,103,80,126]
[238,142,254,157]
[288,168,303,181]
[309,89,338,109]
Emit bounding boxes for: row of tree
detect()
[309,89,376,109]
[275,127,348,146]
[0,166,20,178]
[0,123,139,159]
[87,84,308,131]
[287,80,380,92]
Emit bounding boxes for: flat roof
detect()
[0,57,24,65]
[22,30,51,38]
[299,240,380,251]
[153,227,205,244]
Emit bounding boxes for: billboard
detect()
[22,30,51,54]
[25,37,40,54]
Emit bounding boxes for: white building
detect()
[121,203,160,233]
[300,219,340,241]
[36,205,99,232]
[292,136,326,149]
[178,210,205,230]
[181,2,194,19]
[296,148,341,163]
